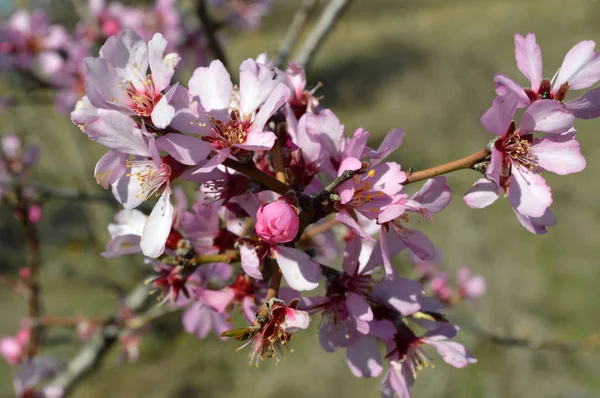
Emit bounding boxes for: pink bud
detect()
[255,201,300,244]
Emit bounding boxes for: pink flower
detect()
[75,29,181,130]
[170,58,290,171]
[0,9,68,76]
[101,209,147,258]
[380,323,476,398]
[457,266,486,301]
[0,321,30,366]
[255,200,300,244]
[377,177,452,278]
[495,33,600,119]
[464,93,585,233]
[239,298,310,366]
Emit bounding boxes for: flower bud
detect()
[255,201,300,244]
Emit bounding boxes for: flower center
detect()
[497,131,537,170]
[126,159,171,201]
[123,76,161,118]
[207,110,251,149]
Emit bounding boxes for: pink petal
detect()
[342,236,362,276]
[239,242,263,280]
[343,128,369,160]
[84,110,150,156]
[281,308,311,332]
[508,166,552,218]
[565,87,600,119]
[346,292,373,334]
[155,133,212,166]
[379,227,406,277]
[101,235,142,258]
[514,33,543,92]
[425,339,477,368]
[71,96,98,125]
[520,99,574,135]
[554,40,600,91]
[410,176,452,214]
[111,173,146,210]
[140,191,173,258]
[370,128,405,166]
[305,109,345,161]
[196,288,235,313]
[513,207,556,234]
[148,32,179,92]
[372,276,424,316]
[463,178,500,209]
[486,147,503,184]
[532,136,586,175]
[239,58,280,116]
[189,60,233,120]
[247,83,291,135]
[399,228,436,261]
[100,30,147,91]
[94,150,127,189]
[480,93,518,136]
[346,336,383,378]
[272,246,320,291]
[234,131,276,151]
[335,209,375,242]
[83,58,133,113]
[493,74,531,107]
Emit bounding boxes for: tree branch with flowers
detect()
[1,1,600,397]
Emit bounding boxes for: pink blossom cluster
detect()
[0,0,274,115]
[3,25,600,398]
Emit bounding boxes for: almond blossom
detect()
[464,92,585,233]
[494,33,600,119]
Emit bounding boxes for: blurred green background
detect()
[2,0,600,397]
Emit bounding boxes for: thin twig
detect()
[404,147,490,185]
[274,0,318,68]
[272,140,287,184]
[196,0,230,72]
[47,283,151,396]
[294,0,353,69]
[223,158,291,196]
[0,150,42,358]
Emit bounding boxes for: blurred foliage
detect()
[2,0,600,397]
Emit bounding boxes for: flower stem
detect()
[404,147,490,185]
[223,158,291,196]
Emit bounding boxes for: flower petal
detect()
[532,136,586,175]
[463,178,500,209]
[565,87,600,119]
[273,246,320,291]
[335,209,375,242]
[239,242,263,280]
[410,176,452,214]
[84,110,150,156]
[508,166,552,218]
[247,83,291,135]
[514,33,543,92]
[493,74,531,107]
[189,60,232,120]
[520,99,574,135]
[554,40,600,91]
[346,336,383,378]
[148,32,179,92]
[513,207,556,234]
[140,191,173,258]
[155,133,212,166]
[481,93,519,136]
[239,58,279,116]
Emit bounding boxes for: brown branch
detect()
[223,158,291,196]
[294,0,354,69]
[404,147,490,185]
[196,0,229,72]
[274,0,318,68]
[272,140,287,184]
[47,283,152,396]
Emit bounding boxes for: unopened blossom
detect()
[495,33,600,119]
[464,93,585,233]
[255,200,300,244]
[239,298,309,366]
[168,58,290,171]
[377,177,452,277]
[380,323,476,398]
[0,9,68,76]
